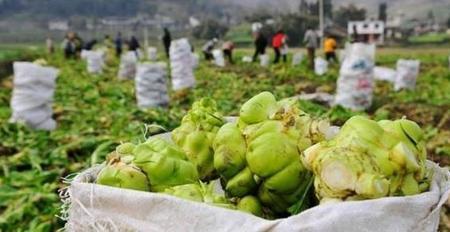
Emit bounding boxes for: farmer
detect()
[129,35,141,59]
[115,32,123,57]
[222,40,235,64]
[162,28,171,58]
[272,30,287,64]
[324,34,338,63]
[252,32,267,62]
[62,32,76,59]
[303,27,319,70]
[202,38,217,61]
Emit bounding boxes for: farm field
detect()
[0,47,449,231]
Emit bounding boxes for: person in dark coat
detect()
[252,32,268,62]
[162,28,171,58]
[115,32,123,57]
[129,35,140,58]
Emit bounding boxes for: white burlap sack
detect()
[292,52,304,66]
[147,47,158,61]
[212,49,225,67]
[394,59,420,91]
[242,56,252,63]
[252,22,263,32]
[169,38,196,90]
[314,57,328,75]
[190,53,199,70]
[10,62,58,130]
[63,159,449,232]
[260,54,269,67]
[374,66,397,83]
[83,50,104,74]
[118,52,138,80]
[334,43,375,110]
[337,49,346,63]
[135,62,169,109]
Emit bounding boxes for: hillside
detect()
[0,0,448,22]
[222,0,450,22]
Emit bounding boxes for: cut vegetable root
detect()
[303,116,430,202]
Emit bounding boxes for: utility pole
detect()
[319,0,324,49]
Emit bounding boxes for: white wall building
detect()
[348,20,385,45]
[48,20,69,31]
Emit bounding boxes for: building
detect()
[48,20,69,31]
[348,20,385,44]
[386,13,405,39]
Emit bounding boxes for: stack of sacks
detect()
[81,50,104,74]
[394,59,420,91]
[169,38,196,90]
[147,47,158,61]
[118,51,138,80]
[135,62,169,109]
[292,52,304,66]
[212,49,225,67]
[314,57,328,75]
[10,62,59,130]
[334,43,375,110]
[259,54,269,67]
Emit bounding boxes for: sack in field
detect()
[135,62,169,109]
[147,47,158,61]
[212,49,225,67]
[10,62,58,130]
[292,52,304,66]
[169,38,196,90]
[259,54,269,67]
[118,52,138,80]
[374,66,397,83]
[314,57,328,75]
[82,50,104,74]
[242,56,252,63]
[190,53,199,70]
[394,59,420,91]
[334,43,375,110]
[337,49,346,63]
[62,130,450,232]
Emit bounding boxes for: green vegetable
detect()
[303,116,431,201]
[133,137,199,192]
[172,98,225,180]
[96,155,149,192]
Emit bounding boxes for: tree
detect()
[333,4,367,28]
[192,19,228,40]
[324,0,333,19]
[427,10,435,23]
[279,13,318,46]
[307,1,319,17]
[378,2,387,22]
[299,0,308,15]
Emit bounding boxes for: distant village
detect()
[44,9,449,46]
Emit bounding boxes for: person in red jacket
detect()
[272,30,286,64]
